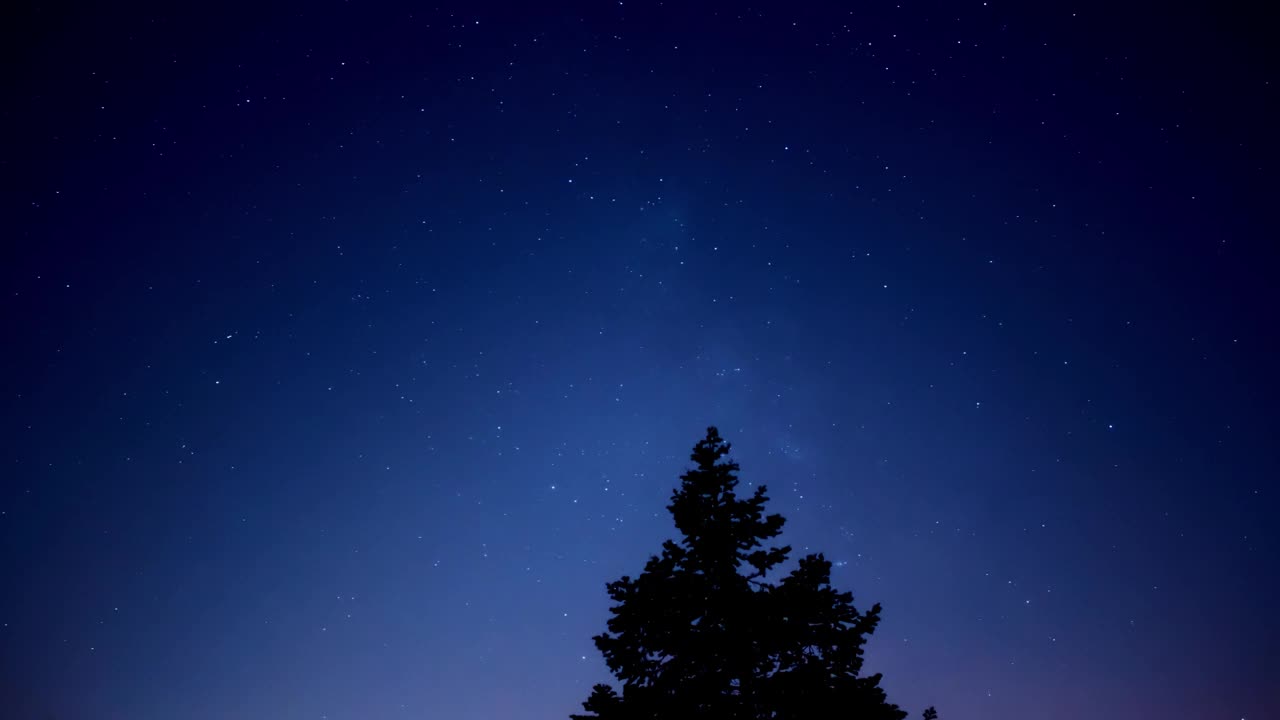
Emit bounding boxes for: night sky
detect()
[3,2,1277,719]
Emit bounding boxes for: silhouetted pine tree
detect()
[573,427,928,720]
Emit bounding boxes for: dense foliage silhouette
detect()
[573,427,936,719]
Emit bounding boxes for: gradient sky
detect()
[3,2,1277,719]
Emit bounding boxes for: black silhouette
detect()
[573,427,936,719]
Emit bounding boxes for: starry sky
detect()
[2,2,1277,718]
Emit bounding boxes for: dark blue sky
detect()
[3,2,1276,718]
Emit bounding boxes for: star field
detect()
[2,2,1276,719]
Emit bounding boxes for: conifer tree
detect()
[573,427,925,719]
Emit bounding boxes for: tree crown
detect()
[573,427,931,720]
